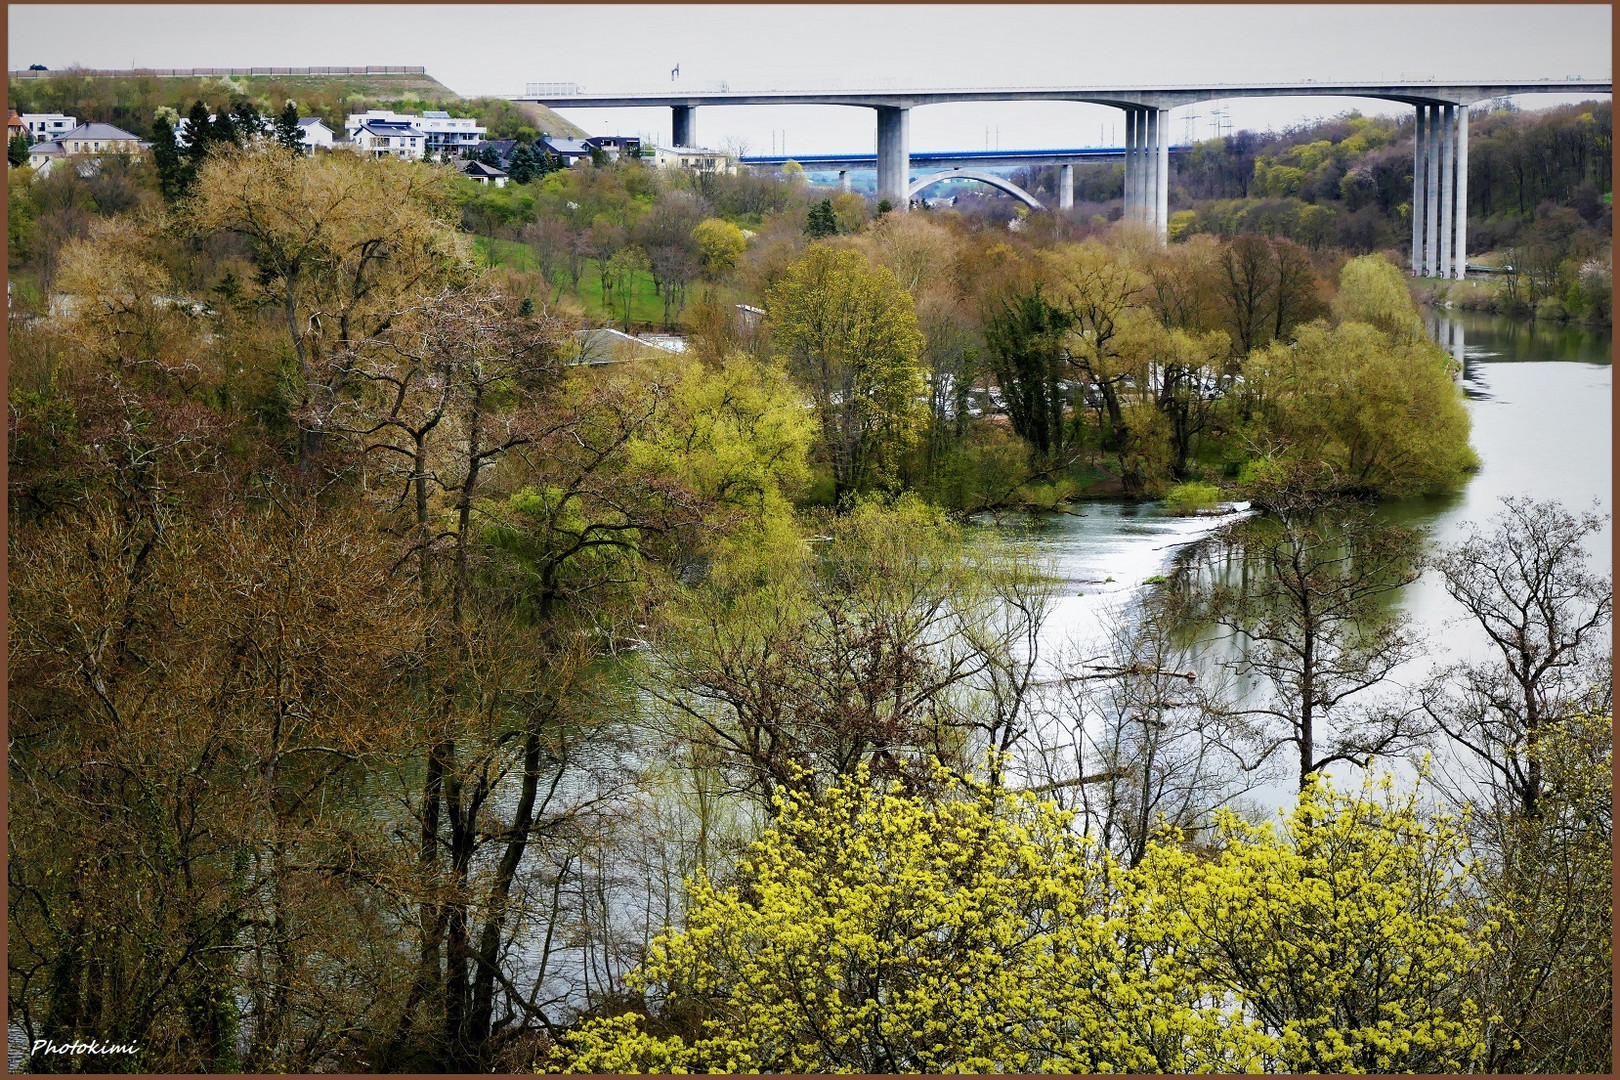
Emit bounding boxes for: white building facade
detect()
[350,120,426,160]
[345,109,485,159]
[21,113,76,142]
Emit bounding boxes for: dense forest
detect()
[6,91,1612,1074]
[1011,101,1611,321]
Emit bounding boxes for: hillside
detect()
[7,67,587,141]
[1015,100,1611,259]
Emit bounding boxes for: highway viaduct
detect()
[517,80,1611,277]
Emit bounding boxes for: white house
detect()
[649,145,734,175]
[345,109,484,159]
[350,119,426,160]
[459,159,508,187]
[21,113,76,143]
[296,117,335,152]
[26,122,144,177]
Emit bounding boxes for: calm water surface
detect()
[1005,310,1611,799]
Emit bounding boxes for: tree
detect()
[149,118,194,201]
[646,497,1045,811]
[692,217,746,279]
[1202,488,1427,790]
[1215,234,1325,357]
[507,141,542,184]
[605,244,649,330]
[804,197,837,238]
[1331,252,1422,341]
[555,765,1491,1074]
[633,190,705,327]
[983,282,1074,461]
[274,100,302,153]
[9,131,32,166]
[1139,774,1490,1073]
[1245,320,1476,498]
[1046,241,1158,494]
[231,98,262,143]
[1466,711,1611,1073]
[554,763,1198,1073]
[1428,497,1612,819]
[186,148,470,471]
[181,99,214,163]
[768,245,926,500]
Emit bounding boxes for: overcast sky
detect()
[9,5,1612,153]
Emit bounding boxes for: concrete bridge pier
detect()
[1411,108,1426,276]
[1425,105,1440,276]
[1121,106,1170,243]
[1439,105,1455,280]
[1123,108,1140,221]
[839,169,851,192]
[672,105,696,148]
[876,105,911,209]
[1411,102,1470,279]
[1059,163,1074,210]
[1454,105,1468,279]
[1155,108,1169,240]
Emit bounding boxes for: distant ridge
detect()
[10,65,427,79]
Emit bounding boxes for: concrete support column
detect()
[1127,109,1145,223]
[1454,104,1469,278]
[1438,105,1455,281]
[672,105,696,148]
[1411,106,1426,275]
[1122,109,1137,221]
[1135,109,1149,223]
[1146,109,1159,229]
[1425,104,1441,277]
[876,106,911,210]
[839,169,851,193]
[1059,163,1074,211]
[1155,108,1170,242]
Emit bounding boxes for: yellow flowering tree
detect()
[556,764,1240,1074]
[552,770,1493,1075]
[1137,775,1491,1073]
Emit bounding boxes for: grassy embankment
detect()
[6,70,587,140]
[472,236,671,328]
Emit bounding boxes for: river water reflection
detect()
[1000,310,1611,801]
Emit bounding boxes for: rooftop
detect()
[61,122,142,142]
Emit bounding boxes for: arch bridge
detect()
[908,168,1044,210]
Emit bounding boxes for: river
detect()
[1004,310,1612,804]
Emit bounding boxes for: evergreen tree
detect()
[478,145,500,168]
[274,101,303,152]
[211,108,239,147]
[805,198,838,238]
[589,143,609,167]
[183,99,214,163]
[232,98,261,142]
[150,118,195,201]
[507,141,540,183]
[9,132,32,167]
